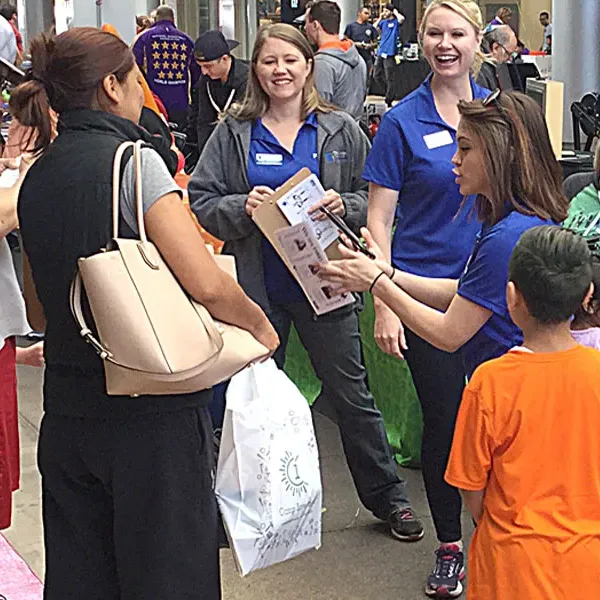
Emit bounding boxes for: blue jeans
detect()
[268,298,411,520]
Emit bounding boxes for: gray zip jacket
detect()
[189,110,370,312]
[314,44,367,121]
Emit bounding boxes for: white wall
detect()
[552,0,600,142]
[71,0,137,43]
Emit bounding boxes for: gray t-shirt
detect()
[119,147,181,236]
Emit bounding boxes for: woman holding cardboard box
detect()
[189,22,424,542]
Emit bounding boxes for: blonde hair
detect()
[419,0,485,76]
[230,23,335,121]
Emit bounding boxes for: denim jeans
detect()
[268,298,411,520]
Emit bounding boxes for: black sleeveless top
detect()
[18,109,207,418]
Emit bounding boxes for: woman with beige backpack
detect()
[12,27,278,599]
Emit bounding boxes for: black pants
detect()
[38,403,220,600]
[373,56,396,106]
[269,299,411,520]
[404,328,466,543]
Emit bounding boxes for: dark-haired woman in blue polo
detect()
[363,0,488,596]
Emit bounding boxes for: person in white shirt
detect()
[539,11,552,53]
[0,15,16,63]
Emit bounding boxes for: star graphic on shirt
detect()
[152,51,160,60]
[171,62,179,70]
[163,61,170,69]
[162,51,170,59]
[180,52,187,61]
[153,62,160,70]
[158,71,166,79]
[176,72,183,80]
[167,71,174,80]
[171,42,179,50]
[180,62,187,71]
[172,51,179,60]
[152,42,159,50]
[162,41,169,49]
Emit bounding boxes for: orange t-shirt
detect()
[446,345,600,600]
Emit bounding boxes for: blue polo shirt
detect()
[458,210,557,377]
[248,113,320,304]
[377,18,400,57]
[363,75,489,279]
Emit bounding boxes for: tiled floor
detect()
[5,365,473,599]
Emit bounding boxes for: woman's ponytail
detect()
[9,33,56,155]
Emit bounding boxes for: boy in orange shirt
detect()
[445,225,600,600]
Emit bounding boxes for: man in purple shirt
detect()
[133,6,200,129]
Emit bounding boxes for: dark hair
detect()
[509,226,592,324]
[539,11,549,18]
[155,6,175,22]
[495,7,512,20]
[9,28,135,155]
[308,0,341,35]
[136,15,152,30]
[457,91,568,226]
[384,3,395,11]
[0,4,17,21]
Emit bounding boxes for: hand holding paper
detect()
[307,189,345,221]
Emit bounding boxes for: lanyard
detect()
[207,83,236,122]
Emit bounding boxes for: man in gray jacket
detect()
[305,0,367,122]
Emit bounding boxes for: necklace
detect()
[207,83,236,122]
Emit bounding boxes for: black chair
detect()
[571,92,600,152]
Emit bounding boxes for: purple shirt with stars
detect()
[133,20,200,116]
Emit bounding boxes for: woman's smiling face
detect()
[422,7,481,79]
[254,37,312,103]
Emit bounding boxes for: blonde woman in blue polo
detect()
[364,0,488,596]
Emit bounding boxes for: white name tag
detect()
[423,130,453,150]
[388,22,394,28]
[256,153,283,166]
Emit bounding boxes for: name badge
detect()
[423,130,453,150]
[388,22,394,28]
[366,29,372,36]
[256,153,283,166]
[325,151,348,163]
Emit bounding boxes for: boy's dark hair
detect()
[308,0,341,35]
[509,226,592,324]
[539,11,549,18]
[384,3,395,12]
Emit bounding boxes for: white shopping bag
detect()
[216,359,322,576]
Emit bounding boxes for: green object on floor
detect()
[284,294,422,467]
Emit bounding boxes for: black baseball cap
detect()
[194,30,239,62]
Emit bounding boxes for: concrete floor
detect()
[5,364,474,599]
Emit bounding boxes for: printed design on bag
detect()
[280,451,309,497]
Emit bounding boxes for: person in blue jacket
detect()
[132,5,199,129]
[362,0,488,596]
[317,89,569,597]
